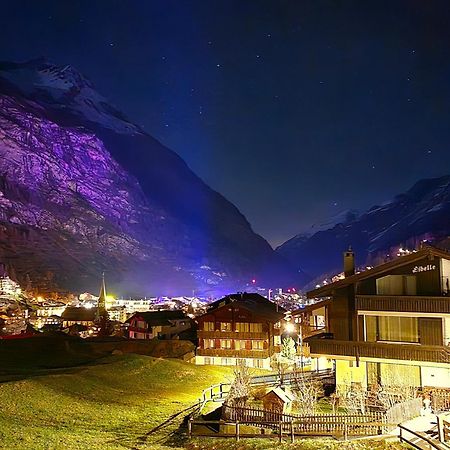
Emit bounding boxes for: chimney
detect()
[344,246,355,277]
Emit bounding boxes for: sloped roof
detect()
[126,310,187,326]
[307,244,450,299]
[264,386,296,403]
[61,306,96,321]
[206,292,285,322]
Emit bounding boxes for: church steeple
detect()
[96,272,109,335]
[98,272,107,312]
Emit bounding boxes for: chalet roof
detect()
[307,244,450,299]
[61,306,96,321]
[264,387,296,403]
[206,292,285,322]
[126,310,187,326]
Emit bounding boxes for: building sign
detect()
[412,264,436,274]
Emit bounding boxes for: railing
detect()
[250,368,334,386]
[198,330,268,339]
[196,348,270,358]
[437,413,450,445]
[199,383,231,411]
[356,295,450,313]
[309,338,450,364]
[398,423,444,450]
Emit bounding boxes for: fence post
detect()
[188,417,193,439]
[279,420,283,443]
[235,420,240,441]
[437,415,444,443]
[344,422,348,441]
[290,420,295,443]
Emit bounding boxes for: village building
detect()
[126,310,191,339]
[61,274,109,336]
[304,244,450,389]
[61,306,97,329]
[195,292,286,370]
[262,386,296,416]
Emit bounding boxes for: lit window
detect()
[249,323,263,333]
[203,339,215,349]
[251,340,264,350]
[220,322,232,331]
[235,322,263,333]
[220,339,231,349]
[203,321,214,331]
[234,340,247,350]
[236,322,250,332]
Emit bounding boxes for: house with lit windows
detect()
[304,244,450,389]
[126,310,191,339]
[195,293,286,369]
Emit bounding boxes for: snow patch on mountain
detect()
[0,59,141,135]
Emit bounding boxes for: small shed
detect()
[263,387,296,416]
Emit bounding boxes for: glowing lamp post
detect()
[284,322,296,334]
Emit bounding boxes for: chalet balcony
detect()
[356,295,450,314]
[196,348,271,358]
[301,325,327,339]
[197,330,268,339]
[309,338,450,364]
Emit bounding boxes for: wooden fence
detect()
[222,404,387,437]
[429,388,450,413]
[385,397,422,429]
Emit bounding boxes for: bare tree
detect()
[292,370,323,415]
[226,361,253,409]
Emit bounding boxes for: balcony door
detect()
[419,318,443,345]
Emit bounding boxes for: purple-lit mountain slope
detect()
[0,59,301,296]
[277,175,450,284]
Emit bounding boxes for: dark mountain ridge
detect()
[277,175,450,285]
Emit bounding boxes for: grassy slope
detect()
[0,355,407,450]
[0,355,232,450]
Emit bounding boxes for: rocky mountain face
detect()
[277,175,450,285]
[0,59,298,296]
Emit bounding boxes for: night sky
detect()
[2,1,450,246]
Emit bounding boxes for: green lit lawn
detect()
[0,355,232,450]
[0,356,408,450]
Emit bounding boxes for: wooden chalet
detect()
[195,292,286,369]
[126,310,191,340]
[61,306,96,328]
[303,244,450,389]
[263,386,296,415]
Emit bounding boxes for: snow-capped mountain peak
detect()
[0,59,142,135]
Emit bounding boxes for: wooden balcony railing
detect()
[196,348,271,358]
[356,295,450,313]
[309,338,450,364]
[198,330,268,339]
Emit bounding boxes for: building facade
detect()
[195,293,285,370]
[306,245,450,389]
[127,310,191,339]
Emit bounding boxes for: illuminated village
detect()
[1,243,449,448]
[1,2,450,450]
